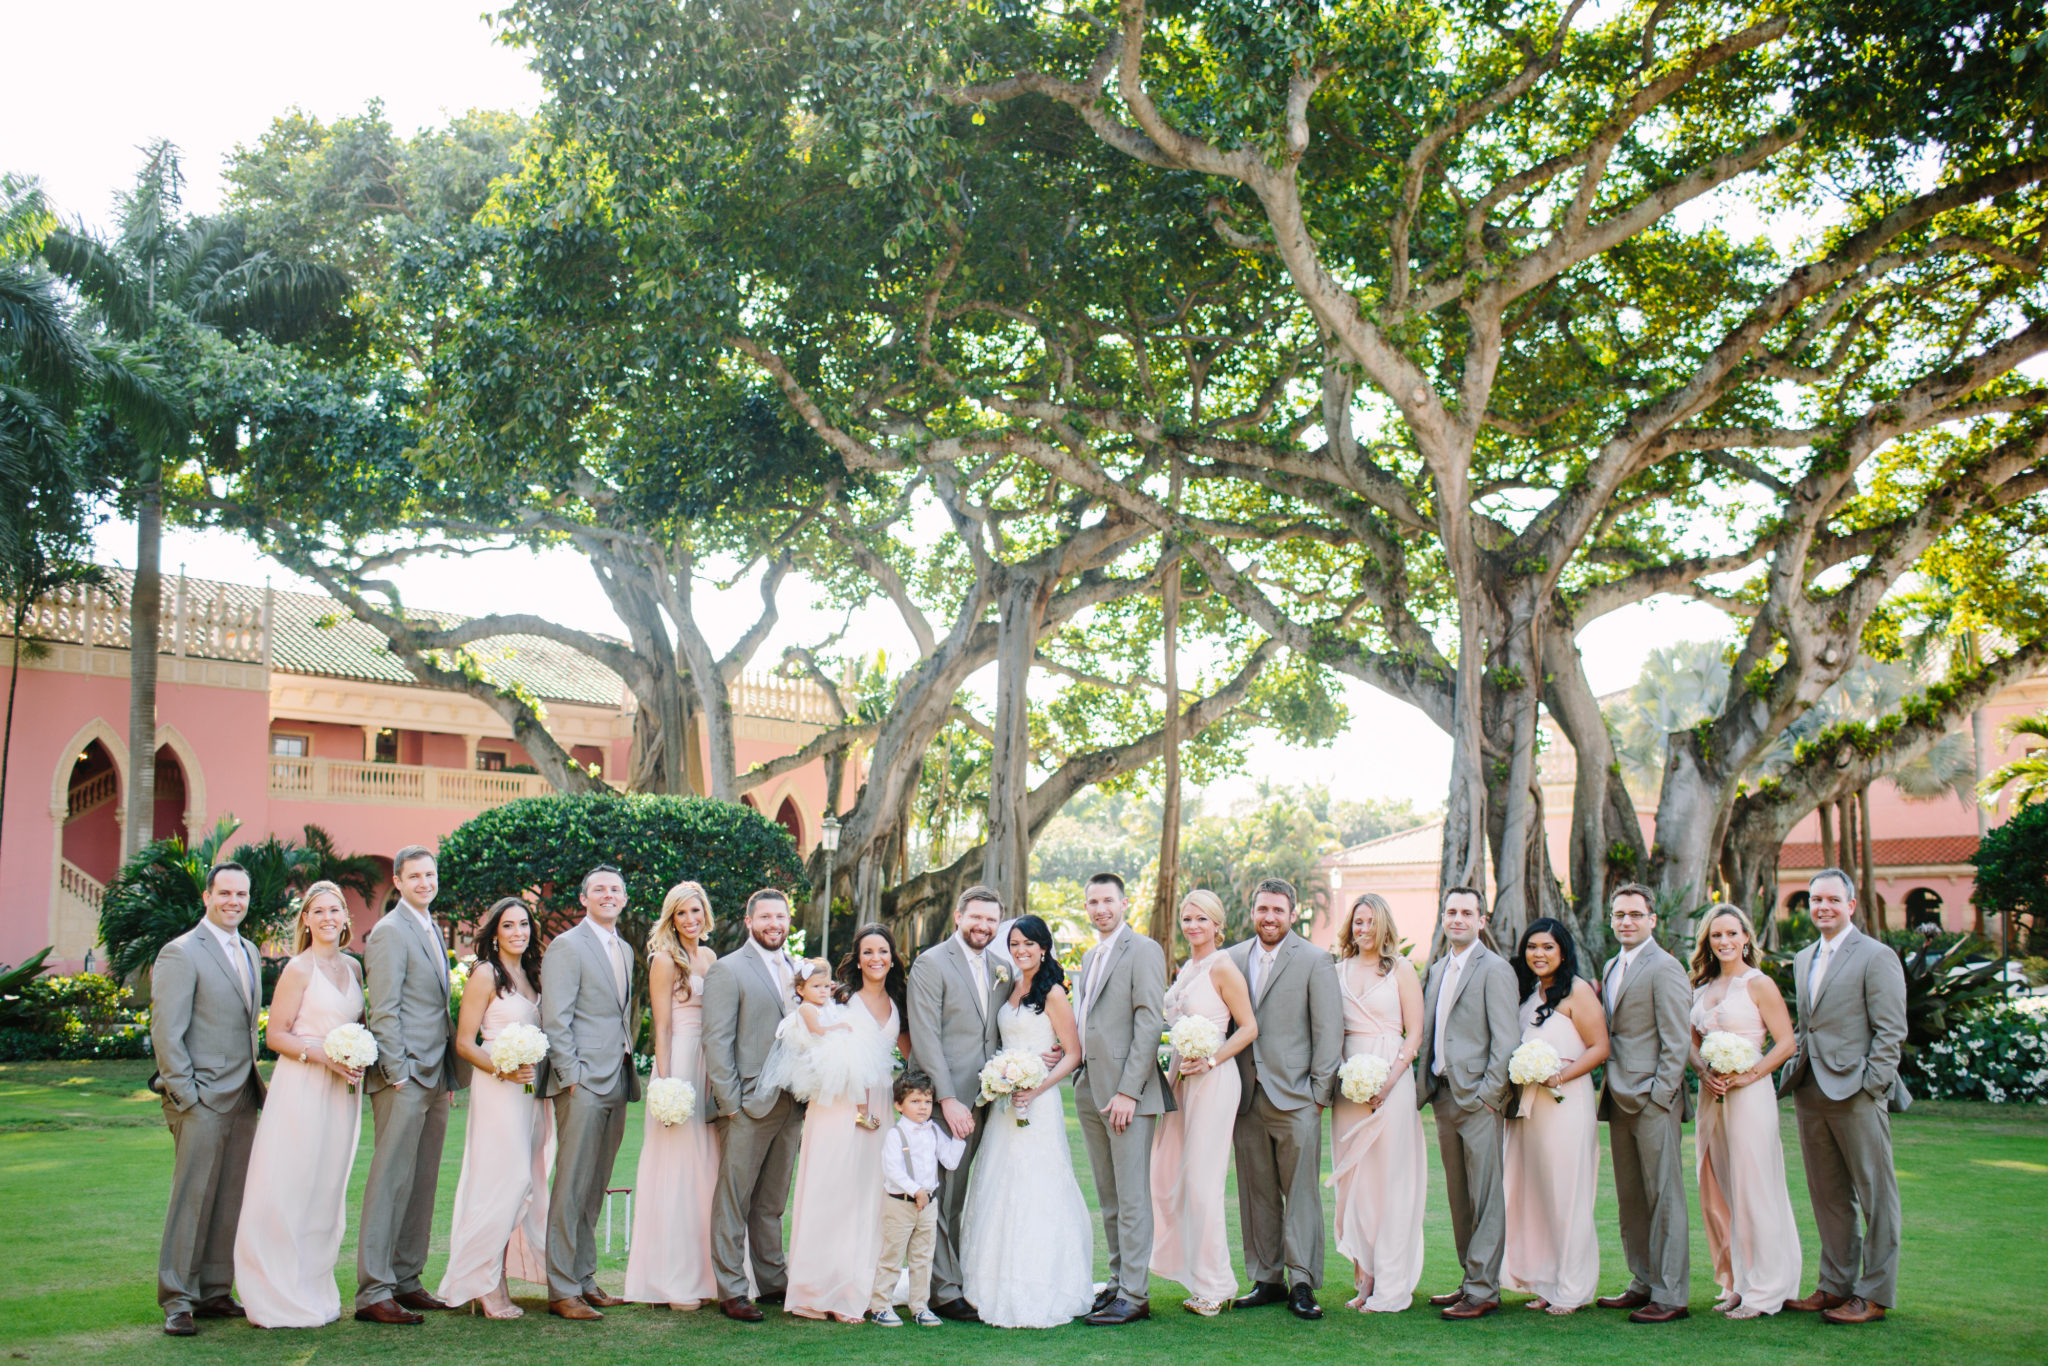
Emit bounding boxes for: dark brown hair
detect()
[474,897,542,999]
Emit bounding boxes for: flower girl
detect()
[760,958,890,1127]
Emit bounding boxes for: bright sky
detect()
[10,2,1734,819]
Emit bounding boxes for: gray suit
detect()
[1228,933,1342,1289]
[1781,927,1908,1305]
[1416,942,1519,1301]
[1599,942,1694,1307]
[1074,929,1171,1303]
[905,935,1005,1304]
[150,922,265,1315]
[542,918,641,1301]
[701,941,805,1301]
[355,905,467,1308]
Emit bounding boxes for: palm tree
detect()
[40,144,347,858]
[1979,715,2048,814]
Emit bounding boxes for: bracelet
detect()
[298,1047,309,1065]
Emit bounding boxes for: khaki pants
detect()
[870,1193,938,1314]
[157,1089,259,1314]
[1794,1081,1901,1306]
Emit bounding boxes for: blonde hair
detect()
[1689,902,1761,986]
[1338,891,1400,972]
[648,881,714,1002]
[1179,889,1227,935]
[792,956,832,1000]
[293,881,352,953]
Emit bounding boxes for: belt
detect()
[886,1190,929,1203]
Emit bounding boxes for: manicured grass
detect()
[2,1058,2044,1363]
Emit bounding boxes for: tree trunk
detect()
[1970,706,1990,937]
[0,596,26,866]
[1148,545,1183,956]
[1859,784,1878,932]
[1543,630,1645,938]
[1648,738,1724,912]
[981,572,1048,917]
[1818,801,1836,872]
[124,480,162,860]
[1488,601,1544,947]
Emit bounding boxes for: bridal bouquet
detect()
[977,1049,1049,1126]
[1169,1014,1224,1066]
[646,1076,697,1127]
[1508,1038,1566,1105]
[323,1022,378,1093]
[489,1022,550,1094]
[1699,1030,1763,1103]
[1338,1052,1394,1105]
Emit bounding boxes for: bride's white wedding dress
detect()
[960,1001,1097,1328]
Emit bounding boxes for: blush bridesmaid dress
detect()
[437,987,551,1307]
[1500,988,1600,1312]
[783,999,896,1321]
[1149,951,1242,1312]
[1328,955,1426,1312]
[624,966,723,1308]
[1693,968,1802,1316]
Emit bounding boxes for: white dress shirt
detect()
[1079,923,1124,1036]
[1809,924,1857,999]
[955,931,990,1015]
[1248,938,1280,999]
[753,936,794,1001]
[882,1116,967,1197]
[589,919,631,1003]
[201,916,256,1006]
[1607,940,1647,997]
[1433,943,1477,1075]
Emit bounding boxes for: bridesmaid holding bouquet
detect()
[625,882,723,1310]
[1149,890,1258,1316]
[437,898,551,1317]
[232,882,366,1328]
[1327,892,1427,1313]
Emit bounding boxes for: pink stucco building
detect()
[3,569,852,971]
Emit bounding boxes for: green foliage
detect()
[434,793,804,952]
[1897,933,2008,1048]
[1980,714,2048,813]
[0,958,150,1062]
[1902,1001,2048,1104]
[1974,801,2048,955]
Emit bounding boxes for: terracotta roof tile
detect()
[1778,835,1980,870]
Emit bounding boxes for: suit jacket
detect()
[1073,929,1172,1115]
[363,904,467,1093]
[540,918,641,1102]
[905,936,1006,1108]
[149,923,266,1113]
[1226,932,1342,1113]
[1780,928,1911,1107]
[1415,942,1519,1113]
[701,941,800,1119]
[1598,941,1695,1122]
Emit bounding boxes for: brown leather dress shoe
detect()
[1427,1289,1468,1307]
[1628,1303,1690,1323]
[354,1298,426,1325]
[583,1287,627,1308]
[1822,1297,1886,1325]
[721,1296,764,1322]
[1597,1289,1652,1310]
[1441,1296,1500,1320]
[163,1311,197,1337]
[550,1296,603,1321]
[395,1289,452,1312]
[193,1295,246,1318]
[1786,1290,1849,1313]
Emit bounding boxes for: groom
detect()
[1072,873,1170,1325]
[541,866,641,1320]
[906,885,1007,1322]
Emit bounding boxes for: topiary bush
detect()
[435,792,804,953]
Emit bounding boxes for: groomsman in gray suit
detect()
[1416,885,1519,1320]
[356,846,466,1324]
[702,887,805,1321]
[1595,882,1694,1323]
[1072,872,1171,1325]
[150,862,266,1336]
[1782,868,1908,1325]
[1228,877,1342,1321]
[906,885,1007,1322]
[542,865,641,1319]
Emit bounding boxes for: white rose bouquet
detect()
[1508,1038,1565,1105]
[646,1076,697,1126]
[977,1049,1050,1126]
[1699,1030,1763,1103]
[488,1022,550,1094]
[1339,1052,1394,1106]
[1168,1014,1224,1072]
[322,1022,378,1093]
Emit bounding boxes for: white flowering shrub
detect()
[1904,998,2048,1104]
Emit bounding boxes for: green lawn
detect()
[2,1058,2043,1364]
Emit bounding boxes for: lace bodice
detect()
[998,1001,1057,1054]
[1691,969,1767,1047]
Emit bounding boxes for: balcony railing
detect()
[3,579,267,663]
[269,757,554,809]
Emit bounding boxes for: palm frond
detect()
[0,269,99,397]
[40,228,153,340]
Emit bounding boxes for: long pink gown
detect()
[1693,968,1802,1314]
[1149,952,1243,1305]
[1501,989,1600,1309]
[437,989,551,1305]
[1329,957,1426,1311]
[624,977,722,1307]
[785,999,896,1320]
[232,960,364,1328]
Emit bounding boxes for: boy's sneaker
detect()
[870,1307,904,1327]
[913,1308,944,1327]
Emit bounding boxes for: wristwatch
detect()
[298,1048,309,1064]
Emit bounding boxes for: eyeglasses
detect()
[1610,910,1651,922]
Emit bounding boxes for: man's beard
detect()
[752,926,787,949]
[960,925,995,950]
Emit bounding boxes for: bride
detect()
[960,914,1097,1328]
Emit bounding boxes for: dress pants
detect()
[158,1089,259,1314]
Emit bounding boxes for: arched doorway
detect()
[1905,887,1944,931]
[153,745,189,846]
[774,795,804,848]
[61,739,122,886]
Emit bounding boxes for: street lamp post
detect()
[818,815,842,967]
